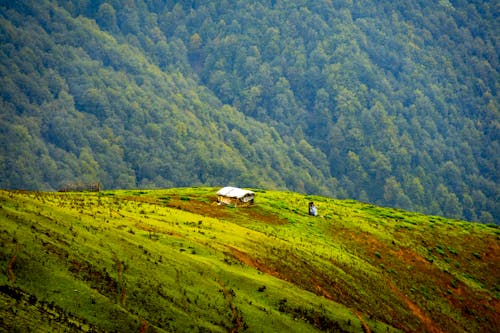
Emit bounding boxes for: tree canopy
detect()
[0,0,498,223]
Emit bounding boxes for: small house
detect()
[216,187,255,207]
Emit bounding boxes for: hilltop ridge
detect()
[0,188,498,332]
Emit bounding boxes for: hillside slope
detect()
[0,188,498,332]
[0,0,498,223]
[0,0,331,195]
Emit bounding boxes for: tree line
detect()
[0,0,498,223]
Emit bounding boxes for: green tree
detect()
[96,3,119,33]
[435,184,463,220]
[78,147,99,183]
[384,176,412,210]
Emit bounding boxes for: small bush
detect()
[435,246,445,256]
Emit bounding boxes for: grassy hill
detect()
[0,188,498,332]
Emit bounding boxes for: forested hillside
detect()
[0,0,498,224]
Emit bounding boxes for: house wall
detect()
[217,196,252,207]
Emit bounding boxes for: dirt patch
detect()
[166,195,232,219]
[165,194,289,225]
[387,282,444,333]
[390,247,429,266]
[138,321,149,333]
[69,259,119,297]
[227,246,284,279]
[227,246,370,320]
[336,228,500,332]
[217,279,243,333]
[311,281,335,301]
[354,311,371,333]
[334,229,448,330]
[134,221,185,238]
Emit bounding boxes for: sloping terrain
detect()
[0,188,498,332]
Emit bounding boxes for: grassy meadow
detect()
[0,188,498,332]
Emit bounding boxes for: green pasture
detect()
[0,188,497,332]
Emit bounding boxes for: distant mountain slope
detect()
[0,0,331,195]
[0,188,498,332]
[0,0,498,224]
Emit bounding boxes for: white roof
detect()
[217,186,255,199]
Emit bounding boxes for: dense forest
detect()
[0,0,498,224]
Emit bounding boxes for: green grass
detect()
[0,188,498,332]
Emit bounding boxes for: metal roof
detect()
[216,187,255,200]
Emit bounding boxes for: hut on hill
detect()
[216,187,255,207]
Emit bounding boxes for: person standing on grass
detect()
[308,202,318,216]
